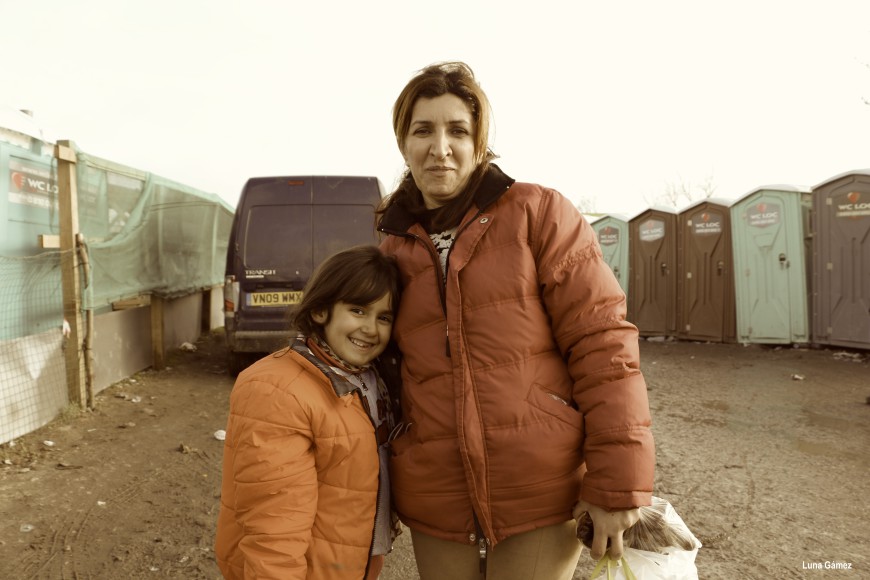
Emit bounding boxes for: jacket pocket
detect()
[525,384,585,431]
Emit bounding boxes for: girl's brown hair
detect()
[288,245,401,340]
[379,61,498,232]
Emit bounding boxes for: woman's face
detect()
[403,93,477,209]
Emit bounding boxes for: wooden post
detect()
[201,288,212,335]
[151,294,165,370]
[55,140,88,408]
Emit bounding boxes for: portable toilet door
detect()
[811,169,870,349]
[730,186,812,345]
[677,198,737,343]
[592,214,630,296]
[628,206,678,336]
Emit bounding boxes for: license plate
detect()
[247,291,303,307]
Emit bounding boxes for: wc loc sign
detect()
[8,158,59,210]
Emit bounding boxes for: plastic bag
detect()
[621,545,700,580]
[580,496,701,580]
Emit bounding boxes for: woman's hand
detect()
[573,500,640,560]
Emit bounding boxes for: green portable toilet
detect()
[628,206,679,337]
[811,169,870,349]
[677,198,737,343]
[730,185,812,345]
[591,214,630,295]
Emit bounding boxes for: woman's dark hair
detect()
[378,61,498,232]
[289,245,401,340]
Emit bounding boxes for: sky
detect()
[2,0,870,219]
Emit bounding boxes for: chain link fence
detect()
[0,251,69,443]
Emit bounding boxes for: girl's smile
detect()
[312,293,394,367]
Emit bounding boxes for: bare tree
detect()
[574,194,598,214]
[645,174,717,209]
[697,174,718,199]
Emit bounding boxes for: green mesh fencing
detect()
[75,149,234,307]
[1,135,234,444]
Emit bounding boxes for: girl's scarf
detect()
[307,334,369,374]
[295,335,395,445]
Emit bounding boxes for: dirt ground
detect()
[1,329,868,579]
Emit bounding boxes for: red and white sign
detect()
[835,191,870,218]
[597,225,619,246]
[692,211,722,235]
[747,202,781,228]
[8,157,58,210]
[639,218,665,242]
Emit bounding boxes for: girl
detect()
[215,245,401,580]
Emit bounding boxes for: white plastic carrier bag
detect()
[579,496,701,580]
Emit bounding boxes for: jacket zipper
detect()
[473,511,489,577]
[442,209,484,357]
[445,209,492,576]
[382,210,498,574]
[442,208,483,283]
[354,384,382,579]
[381,209,485,358]
[378,227,452,356]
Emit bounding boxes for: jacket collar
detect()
[472,163,515,211]
[290,339,358,397]
[379,164,515,234]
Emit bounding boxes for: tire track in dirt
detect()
[64,448,222,579]
[3,438,223,579]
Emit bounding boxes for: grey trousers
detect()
[411,520,584,580]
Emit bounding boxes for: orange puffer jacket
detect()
[215,349,378,579]
[377,166,655,547]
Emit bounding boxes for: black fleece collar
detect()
[472,163,516,211]
[378,164,515,234]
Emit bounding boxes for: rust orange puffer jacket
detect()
[377,166,655,547]
[215,349,378,579]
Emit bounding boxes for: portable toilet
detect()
[677,198,737,343]
[591,214,630,295]
[628,206,678,336]
[730,185,812,345]
[810,169,870,349]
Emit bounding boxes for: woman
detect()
[377,62,655,580]
[215,245,401,580]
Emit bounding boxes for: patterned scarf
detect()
[308,334,370,374]
[294,335,395,446]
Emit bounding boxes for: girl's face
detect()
[403,93,477,209]
[312,293,393,367]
